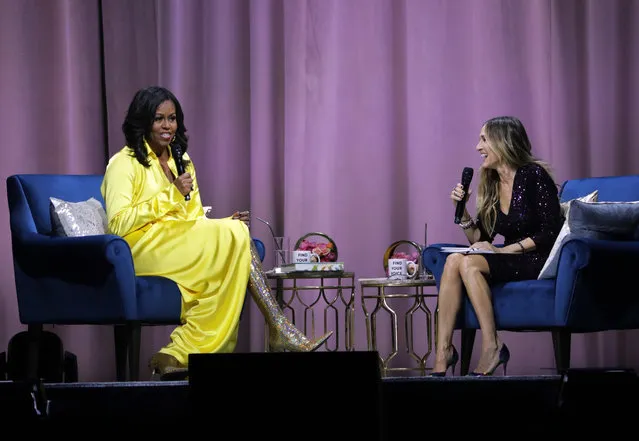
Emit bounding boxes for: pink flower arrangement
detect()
[391,251,419,263]
[297,239,337,262]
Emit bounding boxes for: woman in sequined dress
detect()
[432,116,562,377]
[101,86,331,380]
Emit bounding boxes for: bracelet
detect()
[517,241,525,253]
[459,218,475,230]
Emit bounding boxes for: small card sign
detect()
[292,250,320,263]
[388,258,407,280]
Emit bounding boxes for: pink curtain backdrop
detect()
[1,0,638,381]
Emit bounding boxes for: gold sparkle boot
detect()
[149,352,188,381]
[248,242,332,351]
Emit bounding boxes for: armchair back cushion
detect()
[559,174,639,203]
[10,174,107,238]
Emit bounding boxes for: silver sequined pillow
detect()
[49,197,108,237]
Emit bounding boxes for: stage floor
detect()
[2,373,633,438]
[2,351,637,438]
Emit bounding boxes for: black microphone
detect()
[171,144,191,201]
[454,167,474,224]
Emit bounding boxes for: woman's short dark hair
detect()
[122,86,189,167]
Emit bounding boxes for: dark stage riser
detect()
[0,352,636,438]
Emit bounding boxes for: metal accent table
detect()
[265,271,356,352]
[359,277,438,376]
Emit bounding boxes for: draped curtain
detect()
[0,0,637,380]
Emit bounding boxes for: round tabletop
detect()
[358,277,436,287]
[266,270,355,279]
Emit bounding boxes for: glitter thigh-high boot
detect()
[248,242,332,351]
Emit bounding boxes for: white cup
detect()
[292,250,321,263]
[406,260,418,279]
[388,258,407,280]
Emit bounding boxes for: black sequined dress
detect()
[476,163,562,283]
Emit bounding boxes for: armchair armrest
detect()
[15,232,265,276]
[13,232,135,282]
[554,237,639,331]
[12,232,266,324]
[12,232,138,323]
[422,243,467,288]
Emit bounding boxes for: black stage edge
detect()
[188,351,384,439]
[1,353,637,438]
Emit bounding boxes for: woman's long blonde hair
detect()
[475,116,555,236]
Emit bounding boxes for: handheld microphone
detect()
[454,167,474,224]
[171,144,190,201]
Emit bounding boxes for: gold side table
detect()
[265,271,356,352]
[359,277,438,376]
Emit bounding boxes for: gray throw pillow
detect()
[568,199,639,241]
[50,197,108,237]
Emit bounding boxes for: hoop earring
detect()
[171,135,176,143]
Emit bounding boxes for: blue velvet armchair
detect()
[423,174,639,375]
[6,174,265,381]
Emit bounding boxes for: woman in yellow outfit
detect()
[101,86,331,379]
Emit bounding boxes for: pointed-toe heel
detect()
[159,366,189,381]
[430,346,459,377]
[469,343,510,376]
[308,331,333,351]
[270,330,333,352]
[149,353,188,381]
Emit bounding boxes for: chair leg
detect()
[27,324,43,381]
[0,351,6,380]
[63,351,78,383]
[460,329,476,376]
[552,330,571,374]
[128,324,141,382]
[113,325,128,382]
[114,323,142,381]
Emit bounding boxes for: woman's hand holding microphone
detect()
[451,183,472,217]
[451,182,471,204]
[174,172,193,197]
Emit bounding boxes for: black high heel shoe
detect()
[469,343,510,376]
[430,346,459,377]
